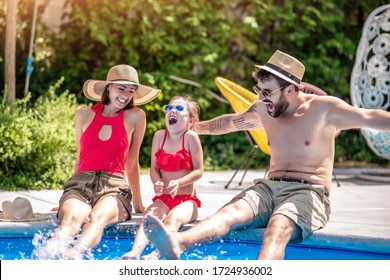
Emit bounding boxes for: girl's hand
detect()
[167,180,180,198]
[154,181,164,196]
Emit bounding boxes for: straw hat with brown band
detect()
[256,50,305,89]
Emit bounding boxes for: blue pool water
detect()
[1,236,389,260]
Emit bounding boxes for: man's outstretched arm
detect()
[193,102,263,135]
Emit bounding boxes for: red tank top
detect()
[155,130,192,172]
[77,102,129,176]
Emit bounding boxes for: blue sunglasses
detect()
[164,105,185,112]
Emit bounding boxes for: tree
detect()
[4,0,18,103]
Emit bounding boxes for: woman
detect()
[52,64,160,259]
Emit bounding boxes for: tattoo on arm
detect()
[247,103,258,113]
[193,115,233,135]
[193,102,260,134]
[232,103,259,130]
[195,114,257,134]
[233,117,258,130]
[194,115,233,134]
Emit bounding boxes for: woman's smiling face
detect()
[109,83,138,108]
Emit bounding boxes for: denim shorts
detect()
[59,171,133,219]
[234,179,331,242]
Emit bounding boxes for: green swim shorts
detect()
[234,178,331,242]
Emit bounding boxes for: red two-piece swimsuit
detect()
[153,130,201,209]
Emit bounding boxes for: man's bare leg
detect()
[257,214,301,260]
[144,198,255,260]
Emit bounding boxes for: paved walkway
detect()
[1,167,390,254]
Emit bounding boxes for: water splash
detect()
[31,230,94,260]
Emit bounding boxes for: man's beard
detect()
[267,95,289,118]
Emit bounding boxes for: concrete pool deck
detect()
[1,167,390,255]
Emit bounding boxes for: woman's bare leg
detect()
[73,196,129,253]
[56,195,91,240]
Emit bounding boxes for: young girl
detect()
[121,95,203,260]
[51,64,160,259]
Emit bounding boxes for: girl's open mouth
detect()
[168,115,178,125]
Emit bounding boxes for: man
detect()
[143,50,390,260]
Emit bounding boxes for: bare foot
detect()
[121,251,140,260]
[143,214,182,260]
[141,249,160,260]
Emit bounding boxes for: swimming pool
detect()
[1,235,389,260]
[0,218,389,260]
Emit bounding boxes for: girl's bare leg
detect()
[121,200,169,260]
[144,198,254,259]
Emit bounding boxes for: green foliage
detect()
[201,133,270,170]
[1,0,389,190]
[335,130,389,165]
[0,80,78,190]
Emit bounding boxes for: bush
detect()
[1,0,389,190]
[0,79,78,190]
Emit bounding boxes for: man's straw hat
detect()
[256,50,305,89]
